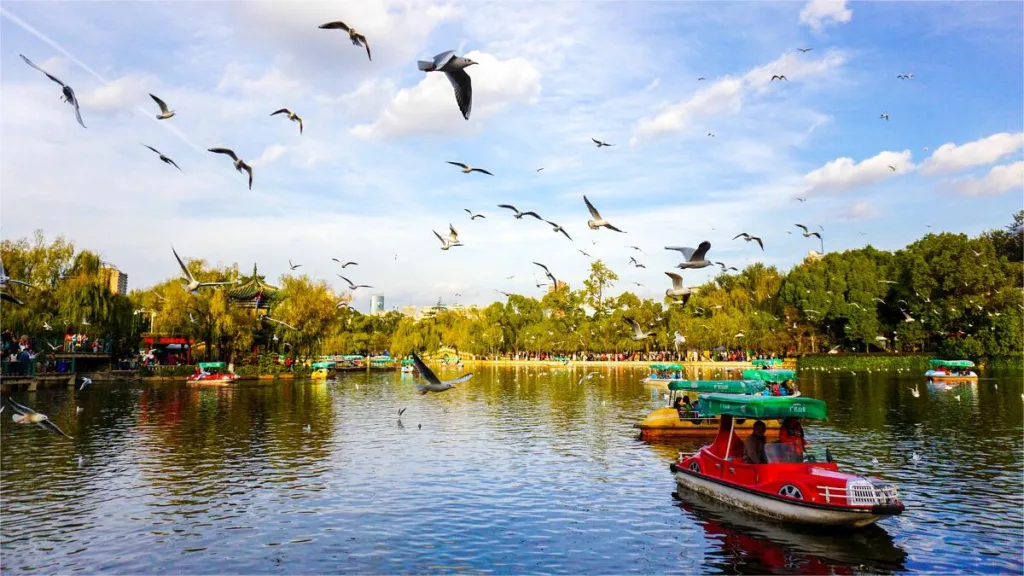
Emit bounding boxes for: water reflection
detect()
[0,367,1021,574]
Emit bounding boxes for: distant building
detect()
[370,295,385,315]
[401,305,417,318]
[101,265,128,295]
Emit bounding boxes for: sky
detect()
[1,0,1022,313]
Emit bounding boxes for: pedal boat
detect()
[642,363,683,384]
[310,361,337,380]
[750,358,783,369]
[924,359,978,383]
[186,361,238,386]
[638,379,787,439]
[671,394,905,528]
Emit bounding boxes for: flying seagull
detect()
[418,50,477,120]
[888,165,897,171]
[289,260,301,270]
[8,399,72,439]
[270,108,304,134]
[732,232,764,251]
[771,74,788,82]
[332,258,359,268]
[446,223,461,245]
[142,144,183,172]
[410,351,472,394]
[464,209,486,220]
[20,54,86,128]
[665,272,694,304]
[796,197,807,202]
[629,257,646,269]
[447,161,493,175]
[797,47,813,53]
[264,316,298,330]
[498,204,542,220]
[318,21,371,61]
[879,113,889,121]
[583,195,626,232]
[208,147,253,189]
[665,241,712,269]
[533,262,558,286]
[148,93,177,120]
[172,246,234,293]
[592,138,613,147]
[433,229,462,251]
[897,73,914,80]
[623,317,652,341]
[338,275,374,290]
[79,376,92,390]
[545,221,573,241]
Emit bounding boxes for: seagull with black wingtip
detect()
[447,161,492,176]
[584,196,626,232]
[8,399,72,439]
[544,220,573,241]
[418,50,477,120]
[410,352,472,394]
[208,147,253,189]
[319,21,372,61]
[20,54,86,128]
[271,108,304,134]
[592,138,613,147]
[172,246,234,294]
[464,209,485,220]
[142,144,184,172]
[665,241,713,269]
[498,204,543,220]
[732,232,764,251]
[149,93,176,120]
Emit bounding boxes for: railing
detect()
[43,336,112,354]
[1,357,77,377]
[817,483,899,506]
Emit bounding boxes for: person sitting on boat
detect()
[779,417,806,454]
[778,382,790,396]
[742,421,768,464]
[682,396,695,415]
[673,396,684,414]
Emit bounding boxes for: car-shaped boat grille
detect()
[846,479,900,506]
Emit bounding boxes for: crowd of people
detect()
[477,350,782,362]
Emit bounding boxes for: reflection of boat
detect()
[925,359,978,383]
[672,394,905,528]
[642,363,683,383]
[638,380,782,438]
[675,489,907,573]
[186,362,238,386]
[310,361,336,380]
[400,359,416,374]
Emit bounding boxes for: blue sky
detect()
[1,0,1021,311]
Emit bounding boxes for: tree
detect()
[582,259,618,316]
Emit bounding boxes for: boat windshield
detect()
[764,442,830,464]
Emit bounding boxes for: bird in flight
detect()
[623,317,652,341]
[208,147,253,189]
[433,226,464,251]
[418,50,476,120]
[771,74,788,82]
[464,209,485,220]
[533,262,558,286]
[592,138,614,147]
[289,260,301,270]
[8,399,73,439]
[149,93,176,120]
[544,220,573,241]
[271,108,304,134]
[332,258,358,268]
[20,54,86,128]
[732,232,764,251]
[410,352,472,394]
[318,21,371,61]
[879,113,889,121]
[338,275,374,290]
[796,197,807,202]
[142,144,183,172]
[666,241,712,269]
[629,256,646,269]
[888,165,897,171]
[264,316,298,330]
[79,376,92,390]
[584,196,626,233]
[447,161,493,176]
[797,47,813,53]
[707,132,715,137]
[498,204,542,220]
[665,272,694,305]
[897,73,914,80]
[697,77,705,81]
[172,246,234,293]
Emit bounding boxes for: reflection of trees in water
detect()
[674,489,907,574]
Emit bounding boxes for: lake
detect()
[2,365,1022,574]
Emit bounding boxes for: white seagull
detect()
[498,204,543,220]
[410,351,472,394]
[447,161,493,175]
[319,21,372,61]
[665,241,713,269]
[418,50,477,120]
[624,317,652,341]
[583,195,626,232]
[464,209,486,220]
[665,272,695,304]
[8,399,72,439]
[149,93,176,120]
[172,246,234,293]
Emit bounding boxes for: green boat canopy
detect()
[698,393,828,420]
[751,359,783,367]
[650,363,683,371]
[928,359,975,368]
[311,362,336,369]
[401,359,414,365]
[668,380,766,394]
[741,369,797,382]
[198,362,226,369]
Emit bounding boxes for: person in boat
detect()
[778,417,806,455]
[778,381,790,396]
[742,421,768,464]
[673,396,684,414]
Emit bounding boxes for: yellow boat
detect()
[310,361,336,380]
[925,359,978,383]
[638,376,797,439]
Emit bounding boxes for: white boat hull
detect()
[674,469,889,528]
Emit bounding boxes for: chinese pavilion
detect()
[228,263,281,312]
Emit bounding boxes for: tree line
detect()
[1,212,1021,364]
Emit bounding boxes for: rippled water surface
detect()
[2,365,1022,574]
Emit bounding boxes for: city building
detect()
[370,295,385,315]
[101,265,128,295]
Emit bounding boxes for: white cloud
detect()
[250,144,288,168]
[919,132,1024,176]
[802,150,914,196]
[350,50,542,140]
[799,0,852,31]
[631,50,846,144]
[843,201,879,221]
[946,161,1024,197]
[79,73,157,113]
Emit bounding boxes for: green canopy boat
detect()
[751,359,783,367]
[198,362,226,370]
[651,363,684,371]
[697,393,828,420]
[311,362,336,369]
[668,380,766,394]
[928,359,975,368]
[741,369,796,382]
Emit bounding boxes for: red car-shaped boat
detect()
[671,393,905,528]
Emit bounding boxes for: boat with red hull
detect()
[671,394,904,528]
[186,361,238,386]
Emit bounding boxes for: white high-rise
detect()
[370,295,385,315]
